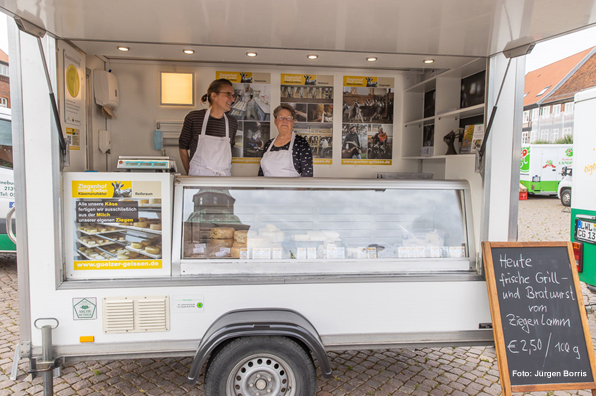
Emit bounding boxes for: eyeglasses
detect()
[218,92,235,99]
[276,116,294,121]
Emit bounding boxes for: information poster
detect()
[63,48,83,126]
[216,71,271,164]
[66,128,80,150]
[71,180,163,271]
[342,76,394,165]
[281,74,333,164]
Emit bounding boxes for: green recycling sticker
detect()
[73,297,97,320]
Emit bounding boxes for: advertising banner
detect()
[342,76,394,165]
[281,74,333,164]
[216,71,271,164]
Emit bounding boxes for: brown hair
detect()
[201,79,233,105]
[273,103,296,119]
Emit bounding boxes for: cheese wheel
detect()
[149,198,161,204]
[150,224,162,230]
[128,251,139,258]
[87,241,96,246]
[138,199,149,205]
[117,254,128,259]
[131,242,142,249]
[210,227,235,239]
[208,238,234,248]
[134,222,148,228]
[145,246,160,254]
[141,240,151,247]
[232,241,247,248]
[234,230,248,244]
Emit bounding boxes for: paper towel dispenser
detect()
[94,71,119,108]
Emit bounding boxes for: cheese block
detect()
[128,251,140,259]
[150,224,162,230]
[208,238,234,248]
[117,253,128,259]
[231,246,242,258]
[134,221,148,228]
[138,199,149,205]
[232,241,247,248]
[234,230,248,243]
[145,246,160,255]
[149,198,161,204]
[141,240,152,247]
[210,227,235,239]
[131,242,142,249]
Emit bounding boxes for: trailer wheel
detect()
[204,336,316,396]
[560,188,571,207]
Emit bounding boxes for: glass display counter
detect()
[172,177,476,277]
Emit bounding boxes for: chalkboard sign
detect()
[483,242,596,396]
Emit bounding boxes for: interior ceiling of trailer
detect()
[1,0,596,69]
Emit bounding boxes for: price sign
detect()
[482,242,596,396]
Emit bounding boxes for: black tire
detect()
[560,188,571,207]
[205,336,317,396]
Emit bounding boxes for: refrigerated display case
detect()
[172,177,476,276]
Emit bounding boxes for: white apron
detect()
[261,132,300,177]
[188,108,232,176]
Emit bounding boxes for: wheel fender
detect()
[187,308,332,385]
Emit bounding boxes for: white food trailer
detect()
[1,1,592,394]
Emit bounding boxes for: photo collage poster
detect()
[342,76,394,165]
[280,74,334,164]
[216,71,271,164]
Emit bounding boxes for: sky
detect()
[525,26,596,73]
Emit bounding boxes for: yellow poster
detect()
[74,260,163,270]
[66,128,80,150]
[72,181,133,198]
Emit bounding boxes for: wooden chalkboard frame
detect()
[482,241,596,396]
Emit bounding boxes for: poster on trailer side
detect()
[281,74,334,165]
[342,76,394,165]
[216,71,271,164]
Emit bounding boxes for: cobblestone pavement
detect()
[0,196,594,396]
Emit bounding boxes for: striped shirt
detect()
[178,109,238,159]
[258,134,314,177]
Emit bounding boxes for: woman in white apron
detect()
[178,79,238,176]
[259,104,314,177]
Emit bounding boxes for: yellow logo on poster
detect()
[282,74,317,85]
[343,76,377,87]
[66,65,80,97]
[216,71,252,83]
[72,181,133,198]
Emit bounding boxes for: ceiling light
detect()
[423,59,435,64]
[246,52,257,57]
[366,57,377,62]
[117,46,130,52]
[183,49,195,55]
[307,54,318,60]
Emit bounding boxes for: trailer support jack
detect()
[29,318,61,396]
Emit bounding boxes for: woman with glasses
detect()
[259,104,313,177]
[178,79,238,176]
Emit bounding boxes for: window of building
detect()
[551,129,559,141]
[541,129,549,141]
[522,132,529,144]
[531,131,538,143]
[552,104,561,116]
[536,86,551,96]
[563,127,572,137]
[565,102,574,114]
[0,65,8,77]
[523,111,529,123]
[541,106,550,118]
[0,98,7,108]
[532,108,539,119]
[524,92,529,98]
